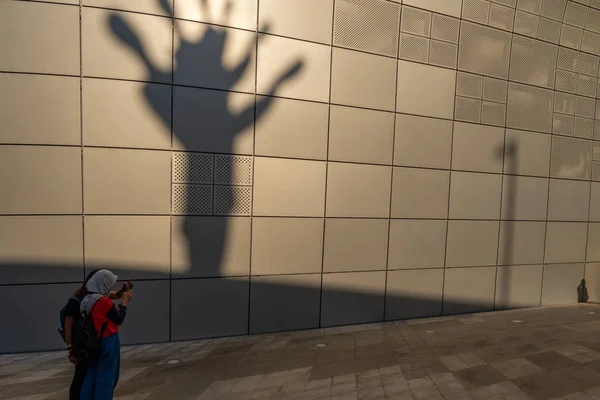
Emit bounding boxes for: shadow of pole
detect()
[498,139,518,310]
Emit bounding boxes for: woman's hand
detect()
[121,290,133,306]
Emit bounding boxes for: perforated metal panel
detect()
[457,72,484,98]
[518,0,543,14]
[214,155,253,186]
[483,77,509,102]
[493,0,518,7]
[399,33,429,63]
[507,82,554,132]
[489,3,516,30]
[578,53,600,76]
[431,14,460,43]
[541,0,567,21]
[553,113,575,135]
[458,21,512,79]
[587,8,600,32]
[463,0,491,24]
[595,120,600,139]
[538,17,562,43]
[575,117,595,138]
[563,0,589,27]
[510,35,558,89]
[172,152,213,184]
[482,101,507,126]
[560,24,584,49]
[401,6,432,37]
[556,69,579,93]
[578,74,597,97]
[213,186,252,216]
[455,96,482,122]
[593,0,600,10]
[334,0,401,57]
[582,30,600,54]
[557,47,579,71]
[555,92,576,114]
[514,10,540,36]
[172,184,213,215]
[576,95,596,117]
[429,40,458,68]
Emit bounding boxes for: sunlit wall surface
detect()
[1,0,600,352]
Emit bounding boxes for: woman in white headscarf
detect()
[80,270,132,400]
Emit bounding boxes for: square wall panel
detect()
[0,283,79,353]
[259,0,334,44]
[591,183,600,222]
[588,224,600,262]
[388,220,447,270]
[504,129,551,177]
[545,222,587,263]
[458,21,512,79]
[0,146,82,214]
[547,179,590,221]
[253,157,326,217]
[257,34,330,102]
[585,263,600,302]
[397,61,456,120]
[394,114,453,170]
[449,172,502,220]
[403,0,462,17]
[541,263,584,305]
[83,148,171,215]
[83,8,172,83]
[330,48,398,111]
[451,122,505,173]
[329,106,395,165]
[386,269,444,320]
[509,35,558,89]
[321,271,386,327]
[550,136,592,180]
[0,74,80,145]
[173,86,254,155]
[82,79,171,150]
[118,280,170,345]
[174,20,255,93]
[0,1,79,75]
[443,267,496,315]
[323,219,389,272]
[171,277,249,340]
[175,0,257,31]
[172,217,250,278]
[83,0,173,16]
[326,163,392,218]
[251,218,324,275]
[84,216,170,280]
[391,167,450,219]
[255,97,329,160]
[507,83,554,133]
[249,274,321,334]
[501,176,549,221]
[495,265,543,310]
[446,221,499,268]
[498,221,546,266]
[0,216,83,285]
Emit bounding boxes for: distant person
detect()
[79,270,133,400]
[60,270,128,400]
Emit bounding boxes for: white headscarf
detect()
[80,269,118,314]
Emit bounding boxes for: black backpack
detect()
[70,302,107,363]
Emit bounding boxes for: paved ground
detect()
[5,305,600,399]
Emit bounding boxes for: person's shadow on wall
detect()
[109,0,303,281]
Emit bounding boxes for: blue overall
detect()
[80,333,120,400]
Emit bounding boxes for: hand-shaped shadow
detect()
[108,0,304,141]
[107,0,304,278]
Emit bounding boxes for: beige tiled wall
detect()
[2,0,600,353]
